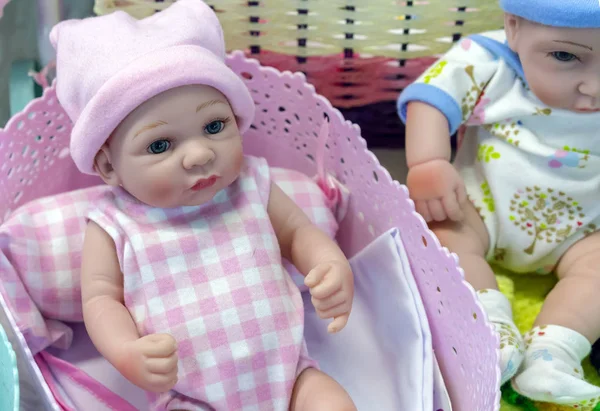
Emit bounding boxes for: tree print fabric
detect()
[398,29,600,274]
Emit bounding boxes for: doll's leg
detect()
[429,200,524,384]
[428,199,495,289]
[290,368,356,411]
[513,232,600,406]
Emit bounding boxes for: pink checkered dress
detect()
[86,156,316,411]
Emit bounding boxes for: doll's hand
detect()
[406,158,467,222]
[120,333,179,393]
[305,260,354,334]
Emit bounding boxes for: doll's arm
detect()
[81,221,140,363]
[405,101,453,167]
[398,35,500,165]
[268,182,353,332]
[268,182,347,276]
[398,35,500,221]
[81,221,178,392]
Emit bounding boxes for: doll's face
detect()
[505,15,600,113]
[94,84,244,208]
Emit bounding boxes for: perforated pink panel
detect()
[0,51,500,411]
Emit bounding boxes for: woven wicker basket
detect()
[93,0,504,147]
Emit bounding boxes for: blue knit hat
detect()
[500,0,600,28]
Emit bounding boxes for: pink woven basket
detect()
[0,51,500,410]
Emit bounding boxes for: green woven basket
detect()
[94,0,504,58]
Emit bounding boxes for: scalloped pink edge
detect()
[0,80,60,136]
[424,220,502,401]
[226,51,406,202]
[227,51,501,408]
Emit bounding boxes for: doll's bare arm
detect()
[405,101,452,167]
[400,35,500,166]
[268,182,354,332]
[267,182,347,275]
[81,221,140,367]
[404,102,468,222]
[81,222,178,392]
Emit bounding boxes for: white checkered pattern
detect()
[0,157,348,409]
[86,156,318,410]
[0,185,109,353]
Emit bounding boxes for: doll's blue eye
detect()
[551,51,577,62]
[148,139,171,154]
[205,120,224,135]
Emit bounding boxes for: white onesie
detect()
[398,30,600,274]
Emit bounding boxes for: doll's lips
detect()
[191,176,218,191]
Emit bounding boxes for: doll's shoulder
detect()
[239,155,273,205]
[242,155,269,173]
[473,29,507,44]
[447,29,508,64]
[241,155,271,183]
[85,186,140,231]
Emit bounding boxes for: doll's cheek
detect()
[128,175,175,200]
[151,178,178,197]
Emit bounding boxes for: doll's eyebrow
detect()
[133,120,168,139]
[553,40,592,51]
[196,99,227,113]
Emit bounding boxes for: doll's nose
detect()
[183,143,215,169]
[579,74,600,98]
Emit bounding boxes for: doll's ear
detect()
[93,145,120,186]
[504,13,521,52]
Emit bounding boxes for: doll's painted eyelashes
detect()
[147,139,172,154]
[145,117,232,152]
[205,120,225,135]
[203,117,231,135]
[549,51,579,62]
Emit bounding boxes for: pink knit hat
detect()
[50,0,256,175]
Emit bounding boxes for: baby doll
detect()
[50,1,357,410]
[399,0,600,407]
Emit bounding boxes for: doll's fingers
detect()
[142,334,177,357]
[310,272,342,299]
[327,314,349,334]
[427,199,447,222]
[304,264,330,288]
[143,333,177,347]
[415,200,432,222]
[146,355,178,374]
[442,194,463,222]
[317,301,349,320]
[311,290,346,311]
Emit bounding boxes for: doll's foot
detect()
[477,289,525,384]
[512,325,600,408]
[496,321,525,384]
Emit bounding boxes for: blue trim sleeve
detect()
[397,83,463,135]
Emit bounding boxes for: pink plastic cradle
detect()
[0,51,500,410]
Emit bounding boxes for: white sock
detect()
[512,325,600,408]
[477,289,524,384]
